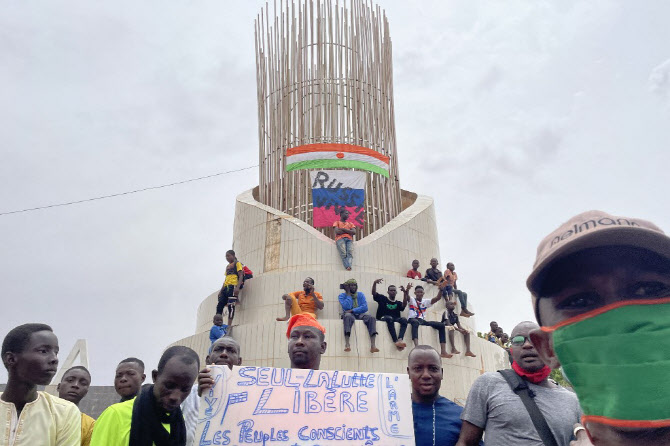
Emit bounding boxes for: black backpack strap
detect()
[498,369,559,446]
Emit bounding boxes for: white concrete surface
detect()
[170,188,509,404]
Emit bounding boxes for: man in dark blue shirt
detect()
[409,345,481,446]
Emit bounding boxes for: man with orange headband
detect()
[286,314,327,370]
[527,210,670,445]
[456,321,580,446]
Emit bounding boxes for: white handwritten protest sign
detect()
[195,366,415,446]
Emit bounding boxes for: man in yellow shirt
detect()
[1,323,81,445]
[57,366,95,446]
[216,249,245,326]
[276,277,324,321]
[90,346,199,446]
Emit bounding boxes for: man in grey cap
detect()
[527,210,670,446]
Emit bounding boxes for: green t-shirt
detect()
[90,397,170,446]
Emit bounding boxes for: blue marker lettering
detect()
[305,391,322,413]
[303,369,317,387]
[323,391,336,412]
[257,367,270,386]
[237,419,254,442]
[357,391,368,412]
[237,367,257,386]
[285,369,300,388]
[340,391,355,412]
[270,368,285,386]
[317,371,330,388]
[329,371,340,389]
[253,388,289,415]
[198,420,211,445]
[293,388,300,413]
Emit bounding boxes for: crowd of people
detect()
[2,210,670,446]
[210,250,478,359]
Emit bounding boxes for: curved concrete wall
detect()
[173,188,509,404]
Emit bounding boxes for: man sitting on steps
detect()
[276,277,324,321]
[372,278,408,350]
[338,279,379,353]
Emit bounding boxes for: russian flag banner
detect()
[309,170,366,227]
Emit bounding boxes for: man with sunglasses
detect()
[527,211,670,445]
[455,321,580,446]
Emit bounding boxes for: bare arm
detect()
[372,278,382,298]
[455,420,484,446]
[234,264,243,293]
[430,289,442,305]
[311,290,324,310]
[400,283,412,308]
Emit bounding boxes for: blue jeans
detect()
[336,238,353,269]
[454,289,468,310]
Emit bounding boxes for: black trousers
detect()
[216,285,234,315]
[380,316,408,342]
[408,318,446,344]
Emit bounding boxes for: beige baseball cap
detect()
[527,210,670,300]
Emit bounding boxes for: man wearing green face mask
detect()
[527,210,670,446]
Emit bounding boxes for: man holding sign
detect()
[186,337,243,446]
[287,313,327,370]
[408,345,473,446]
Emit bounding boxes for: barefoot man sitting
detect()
[276,277,324,321]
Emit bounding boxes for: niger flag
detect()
[285,143,390,178]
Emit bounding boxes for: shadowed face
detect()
[430,258,438,268]
[288,326,326,370]
[388,285,397,299]
[510,322,545,372]
[414,287,424,300]
[207,338,241,370]
[6,330,59,386]
[114,361,145,399]
[412,260,419,269]
[303,278,314,293]
[57,368,90,405]
[530,246,670,445]
[152,357,198,412]
[536,247,670,327]
[407,349,443,402]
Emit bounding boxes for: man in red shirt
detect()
[333,209,356,271]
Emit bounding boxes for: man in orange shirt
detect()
[333,209,356,271]
[276,277,324,321]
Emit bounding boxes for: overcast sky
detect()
[2,0,669,384]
